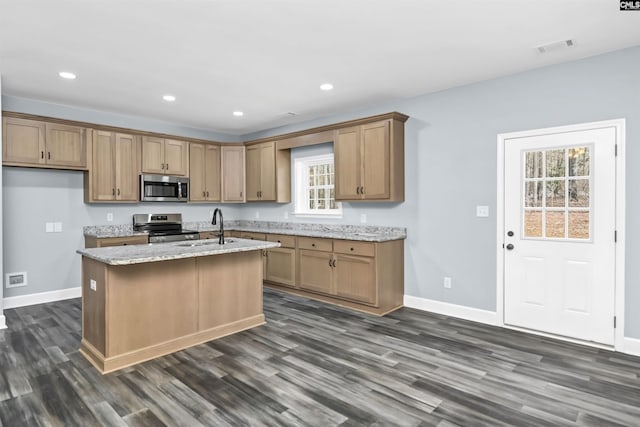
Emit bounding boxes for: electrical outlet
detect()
[476,205,489,217]
[444,277,452,289]
[90,279,97,291]
[45,222,54,233]
[107,213,114,222]
[54,222,62,232]
[360,214,367,224]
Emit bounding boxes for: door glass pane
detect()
[546,149,565,178]
[568,146,590,177]
[545,211,566,238]
[546,180,565,207]
[525,151,543,178]
[524,211,542,238]
[525,182,543,207]
[568,179,589,207]
[568,211,590,239]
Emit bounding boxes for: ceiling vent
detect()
[286,112,298,116]
[535,39,574,54]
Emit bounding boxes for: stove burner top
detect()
[132,213,199,243]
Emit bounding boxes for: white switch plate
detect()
[45,222,54,233]
[360,214,367,224]
[476,205,489,217]
[90,279,97,291]
[107,213,114,222]
[444,277,452,289]
[54,222,62,232]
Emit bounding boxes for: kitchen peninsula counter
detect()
[77,238,279,374]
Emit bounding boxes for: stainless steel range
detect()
[132,213,199,243]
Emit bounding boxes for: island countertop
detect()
[77,238,280,266]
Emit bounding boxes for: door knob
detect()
[506,244,515,250]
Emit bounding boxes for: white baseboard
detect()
[3,287,81,310]
[0,314,6,329]
[403,295,498,326]
[623,337,640,357]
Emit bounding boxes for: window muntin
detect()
[294,154,342,217]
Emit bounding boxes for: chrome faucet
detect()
[212,208,224,244]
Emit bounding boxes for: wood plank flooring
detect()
[1,288,639,426]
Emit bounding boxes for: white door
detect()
[504,126,616,345]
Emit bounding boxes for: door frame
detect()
[496,119,626,351]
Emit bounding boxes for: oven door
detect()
[140,174,189,202]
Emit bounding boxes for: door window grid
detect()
[522,145,592,241]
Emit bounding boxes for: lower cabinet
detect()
[265,234,296,288]
[84,235,148,248]
[298,249,334,294]
[334,253,376,304]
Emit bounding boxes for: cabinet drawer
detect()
[297,237,332,252]
[333,240,375,257]
[199,231,220,240]
[266,234,296,248]
[240,232,266,241]
[88,235,149,248]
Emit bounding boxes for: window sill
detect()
[292,212,343,219]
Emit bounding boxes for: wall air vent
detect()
[5,272,27,288]
[535,39,575,54]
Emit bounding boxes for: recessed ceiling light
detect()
[320,83,334,91]
[58,71,76,80]
[233,111,244,117]
[162,95,176,102]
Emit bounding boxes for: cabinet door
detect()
[189,143,206,201]
[2,117,46,164]
[95,235,149,248]
[334,254,377,304]
[142,136,165,174]
[334,126,362,200]
[245,144,261,201]
[164,139,188,176]
[266,247,296,287]
[115,133,139,201]
[91,130,116,201]
[259,142,276,201]
[205,145,221,201]
[298,249,334,295]
[361,121,390,199]
[221,146,246,202]
[45,123,86,168]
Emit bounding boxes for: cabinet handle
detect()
[240,191,243,197]
[206,191,209,197]
[203,191,206,197]
[328,258,333,267]
[47,152,51,160]
[332,259,337,267]
[112,188,115,196]
[350,247,354,251]
[312,243,316,247]
[117,188,120,196]
[361,186,364,194]
[41,151,44,159]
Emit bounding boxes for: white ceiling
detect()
[1,1,639,136]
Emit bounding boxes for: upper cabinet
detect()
[141,136,188,176]
[3,117,87,170]
[190,143,221,202]
[221,145,246,203]
[334,118,404,202]
[245,141,290,203]
[86,130,140,202]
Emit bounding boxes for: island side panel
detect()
[82,257,107,356]
[198,251,263,331]
[106,258,198,357]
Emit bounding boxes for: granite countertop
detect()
[77,238,280,266]
[84,220,407,242]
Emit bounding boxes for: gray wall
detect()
[2,46,639,339]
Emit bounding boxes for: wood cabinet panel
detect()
[240,232,266,241]
[245,144,261,201]
[333,240,375,257]
[361,121,390,199]
[334,253,376,304]
[85,235,148,248]
[298,236,332,252]
[115,133,139,201]
[45,123,87,168]
[86,131,139,202]
[164,139,188,176]
[265,247,296,288]
[205,145,221,201]
[334,126,361,200]
[91,130,116,201]
[190,143,220,202]
[298,249,334,294]
[221,146,245,202]
[141,136,165,174]
[246,141,277,201]
[266,234,296,248]
[2,117,45,164]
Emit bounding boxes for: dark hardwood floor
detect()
[1,288,639,426]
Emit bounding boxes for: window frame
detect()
[293,153,343,218]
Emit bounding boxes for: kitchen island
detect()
[77,238,279,374]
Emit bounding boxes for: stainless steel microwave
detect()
[140,174,189,202]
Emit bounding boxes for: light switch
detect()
[54,222,62,232]
[476,206,489,217]
[45,222,54,233]
[107,213,114,222]
[360,214,367,224]
[90,279,97,291]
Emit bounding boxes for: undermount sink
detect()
[178,238,236,247]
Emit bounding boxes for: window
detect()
[294,154,342,217]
